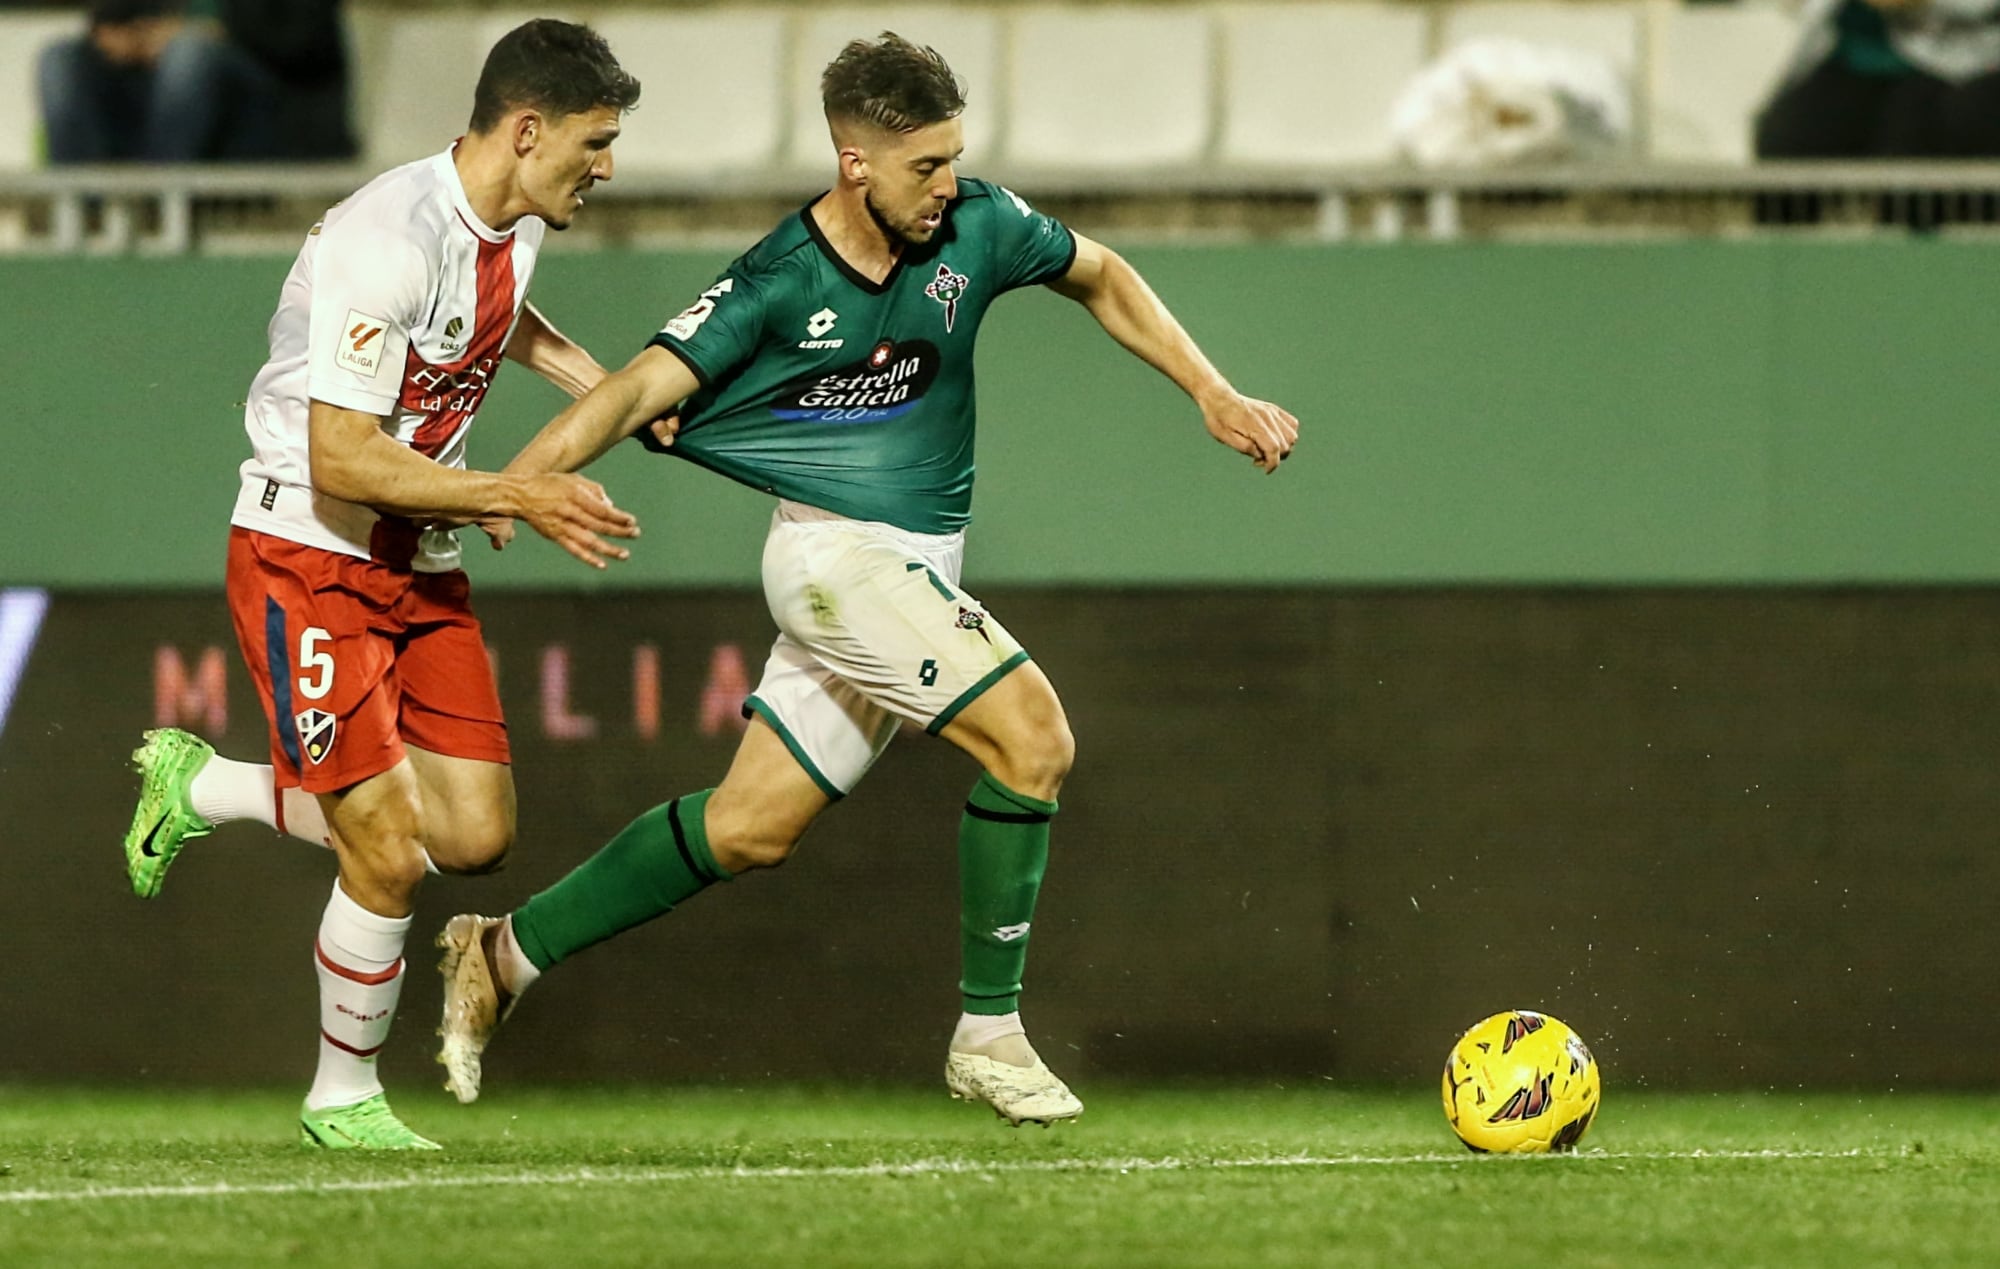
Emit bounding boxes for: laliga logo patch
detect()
[294,708,336,764]
[335,310,388,375]
[925,263,969,333]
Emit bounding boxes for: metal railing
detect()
[5,161,2000,254]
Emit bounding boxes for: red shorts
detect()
[225,527,510,794]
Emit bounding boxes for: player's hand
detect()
[1202,391,1298,474]
[648,413,681,448]
[476,516,515,551]
[515,473,640,569]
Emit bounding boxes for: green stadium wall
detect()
[6,240,2000,587]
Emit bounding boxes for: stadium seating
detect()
[1002,7,1214,170]
[0,10,82,171]
[593,10,787,178]
[1648,4,1799,163]
[1217,4,1430,167]
[0,2,1816,179]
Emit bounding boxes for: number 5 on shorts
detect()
[919,658,939,687]
[298,627,335,699]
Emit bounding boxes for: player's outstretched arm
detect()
[1048,233,1298,474]
[505,302,607,401]
[503,344,700,479]
[306,400,640,569]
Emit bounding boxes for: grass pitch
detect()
[2,1084,1995,1267]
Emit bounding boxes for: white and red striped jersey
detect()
[230,148,545,573]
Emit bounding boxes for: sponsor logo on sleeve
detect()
[335,310,389,376]
[662,278,734,342]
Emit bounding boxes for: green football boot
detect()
[123,727,216,899]
[299,1094,442,1151]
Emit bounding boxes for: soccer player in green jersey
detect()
[437,33,1298,1125]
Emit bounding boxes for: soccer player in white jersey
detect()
[118,20,643,1149]
[435,34,1299,1126]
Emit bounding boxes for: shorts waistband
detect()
[774,499,965,553]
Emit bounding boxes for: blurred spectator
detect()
[1757,0,2000,159]
[1390,38,1631,169]
[37,0,355,164]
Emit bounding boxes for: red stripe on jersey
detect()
[402,226,519,458]
[315,940,405,985]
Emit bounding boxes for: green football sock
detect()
[512,790,728,972]
[958,772,1058,1016]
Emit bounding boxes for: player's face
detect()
[522,105,621,230]
[862,118,963,246]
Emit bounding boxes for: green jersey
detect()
[645,178,1077,534]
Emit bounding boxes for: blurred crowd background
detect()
[5,0,2000,249]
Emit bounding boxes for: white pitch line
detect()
[0,1148,1872,1207]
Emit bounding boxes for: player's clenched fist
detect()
[514,473,640,569]
[1202,391,1299,474]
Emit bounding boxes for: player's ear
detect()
[511,109,543,157]
[837,144,869,188]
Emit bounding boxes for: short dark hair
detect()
[469,20,641,135]
[821,32,965,134]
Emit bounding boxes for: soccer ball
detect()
[1440,1010,1600,1153]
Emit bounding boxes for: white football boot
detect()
[946,1033,1084,1126]
[435,913,513,1104]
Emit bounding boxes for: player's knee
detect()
[446,806,515,875]
[709,823,800,874]
[346,833,430,900]
[704,798,802,874]
[997,715,1075,802]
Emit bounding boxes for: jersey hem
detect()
[231,475,465,574]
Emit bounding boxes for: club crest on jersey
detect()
[956,606,993,644]
[294,708,336,764]
[925,263,969,333]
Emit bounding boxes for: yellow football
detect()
[1441,1010,1600,1153]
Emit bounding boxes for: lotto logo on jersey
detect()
[335,310,389,375]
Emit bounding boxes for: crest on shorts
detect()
[294,708,336,764]
[956,606,992,645]
[925,263,969,333]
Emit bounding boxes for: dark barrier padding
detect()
[3,589,1994,1087]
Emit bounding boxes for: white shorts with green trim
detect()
[745,501,1030,798]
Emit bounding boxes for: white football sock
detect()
[496,916,541,997]
[187,755,331,849]
[952,1011,1035,1065]
[306,881,410,1112]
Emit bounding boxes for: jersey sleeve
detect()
[987,184,1078,293]
[646,270,769,388]
[305,220,429,416]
